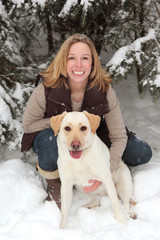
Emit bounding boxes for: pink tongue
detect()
[70,150,82,159]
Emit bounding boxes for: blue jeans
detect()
[33,128,152,171]
[122,133,152,166]
[33,128,58,171]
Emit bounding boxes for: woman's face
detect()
[67,42,92,86]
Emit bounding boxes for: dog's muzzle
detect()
[69,140,82,159]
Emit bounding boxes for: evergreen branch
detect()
[0,75,15,85]
[8,4,17,18]
[154,1,160,17]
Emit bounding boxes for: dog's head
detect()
[50,111,100,159]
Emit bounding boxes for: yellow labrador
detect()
[51,111,133,228]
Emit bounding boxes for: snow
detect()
[155,55,160,87]
[107,45,133,67]
[107,29,160,88]
[59,0,93,17]
[108,29,156,66]
[0,73,160,239]
[59,0,78,17]
[0,2,6,17]
[80,0,94,12]
[133,29,156,51]
[10,0,47,7]
[0,97,12,123]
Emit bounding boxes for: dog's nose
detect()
[71,140,81,150]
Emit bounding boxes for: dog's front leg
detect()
[60,182,73,228]
[103,174,127,223]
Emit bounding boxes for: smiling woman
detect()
[21,33,152,210]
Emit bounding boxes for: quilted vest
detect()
[21,83,110,152]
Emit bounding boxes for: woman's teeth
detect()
[73,71,84,75]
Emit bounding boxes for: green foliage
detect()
[107,29,160,101]
[0,79,33,149]
[0,0,40,148]
[58,0,125,54]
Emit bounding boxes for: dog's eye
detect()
[64,126,71,131]
[81,126,87,131]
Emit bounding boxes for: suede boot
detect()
[46,178,61,209]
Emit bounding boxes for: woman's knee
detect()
[122,133,152,167]
[33,128,58,171]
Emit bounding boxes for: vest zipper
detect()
[47,97,72,111]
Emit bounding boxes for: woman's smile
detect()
[72,71,84,76]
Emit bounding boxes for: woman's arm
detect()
[22,83,51,133]
[104,84,127,172]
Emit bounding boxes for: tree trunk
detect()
[46,15,53,53]
[134,1,145,94]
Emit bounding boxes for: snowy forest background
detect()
[0,0,160,151]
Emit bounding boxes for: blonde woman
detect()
[21,34,152,207]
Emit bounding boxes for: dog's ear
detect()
[83,111,101,134]
[50,112,67,136]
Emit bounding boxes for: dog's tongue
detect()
[70,150,82,159]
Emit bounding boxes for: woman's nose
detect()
[75,59,82,67]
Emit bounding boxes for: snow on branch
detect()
[9,0,47,8]
[107,29,160,93]
[59,0,94,17]
[59,0,78,17]
[107,29,157,70]
[0,81,33,149]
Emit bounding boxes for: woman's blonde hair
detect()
[41,33,111,92]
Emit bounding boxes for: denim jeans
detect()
[33,128,58,171]
[33,128,152,171]
[122,133,152,166]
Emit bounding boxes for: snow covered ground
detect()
[0,74,160,240]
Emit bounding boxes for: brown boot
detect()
[46,178,61,209]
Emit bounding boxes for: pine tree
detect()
[106,0,160,100]
[0,0,66,149]
[36,0,67,55]
[0,0,39,149]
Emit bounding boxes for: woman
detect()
[21,33,152,207]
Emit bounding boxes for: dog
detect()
[51,111,134,228]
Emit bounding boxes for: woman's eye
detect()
[81,126,87,131]
[64,126,71,131]
[68,57,74,60]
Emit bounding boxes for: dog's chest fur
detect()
[59,156,106,195]
[58,135,110,193]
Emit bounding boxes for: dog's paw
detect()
[60,219,66,229]
[130,197,137,206]
[130,212,137,220]
[115,213,128,223]
[83,198,100,209]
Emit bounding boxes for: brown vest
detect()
[21,84,110,152]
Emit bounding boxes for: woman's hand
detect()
[83,179,102,193]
